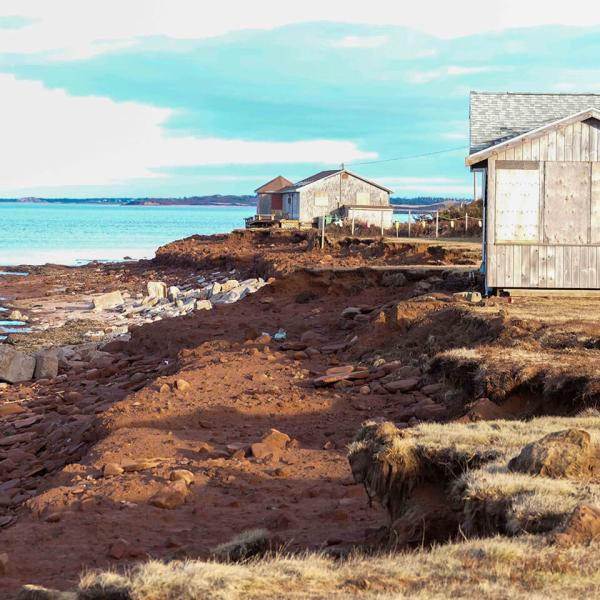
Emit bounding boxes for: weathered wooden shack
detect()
[467,92,600,291]
[279,169,393,227]
[254,176,293,217]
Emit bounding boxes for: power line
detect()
[347,144,468,167]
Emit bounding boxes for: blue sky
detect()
[2,1,600,198]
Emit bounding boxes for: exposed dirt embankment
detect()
[154,229,481,278]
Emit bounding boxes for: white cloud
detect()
[332,35,389,48]
[3,0,600,58]
[0,75,375,192]
[409,65,499,84]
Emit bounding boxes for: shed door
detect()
[544,162,590,244]
[495,161,540,242]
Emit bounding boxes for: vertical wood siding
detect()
[487,118,600,289]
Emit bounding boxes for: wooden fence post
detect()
[465,212,469,233]
[351,214,355,235]
[321,217,325,249]
[408,210,412,237]
[435,211,439,238]
[380,212,384,237]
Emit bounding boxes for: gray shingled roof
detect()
[470,92,600,155]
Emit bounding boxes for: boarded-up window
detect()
[495,161,540,242]
[544,162,590,244]
[356,191,370,205]
[314,193,329,207]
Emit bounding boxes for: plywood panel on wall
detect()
[495,161,540,242]
[544,162,590,244]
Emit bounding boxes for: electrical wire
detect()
[346,145,468,167]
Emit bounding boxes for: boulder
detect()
[508,429,599,479]
[167,286,180,301]
[147,281,167,299]
[34,352,59,380]
[8,310,24,321]
[207,282,222,297]
[0,347,35,384]
[150,480,188,509]
[93,291,124,310]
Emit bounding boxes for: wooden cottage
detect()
[253,176,293,219]
[466,92,600,291]
[278,169,393,227]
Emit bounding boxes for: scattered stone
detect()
[34,352,59,380]
[15,585,77,600]
[421,383,443,395]
[220,279,240,293]
[359,385,371,395]
[63,391,82,403]
[122,459,161,472]
[0,403,26,417]
[381,271,407,287]
[147,281,167,299]
[325,365,354,376]
[103,463,124,477]
[150,480,188,509]
[8,310,24,321]
[167,286,180,301]
[508,429,599,479]
[93,291,124,310]
[261,428,291,448]
[384,378,420,393]
[169,469,195,486]
[195,299,213,311]
[341,307,361,318]
[0,346,36,384]
[175,379,191,392]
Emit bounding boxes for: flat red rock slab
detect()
[325,365,355,376]
[384,378,420,393]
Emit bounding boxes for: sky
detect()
[2,1,600,198]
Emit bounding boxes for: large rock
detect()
[0,347,35,384]
[147,281,167,299]
[508,429,599,479]
[195,299,213,311]
[93,291,124,310]
[34,352,59,380]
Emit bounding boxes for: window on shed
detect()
[544,162,590,244]
[495,161,540,242]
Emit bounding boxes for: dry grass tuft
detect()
[349,417,600,538]
[76,537,600,599]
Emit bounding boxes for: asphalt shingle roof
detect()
[470,92,600,155]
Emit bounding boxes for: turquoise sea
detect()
[0,203,254,266]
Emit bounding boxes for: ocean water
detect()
[0,202,254,266]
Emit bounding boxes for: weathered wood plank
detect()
[591,162,600,243]
[539,134,548,161]
[544,162,590,244]
[546,245,556,287]
[531,138,540,160]
[547,130,557,161]
[582,122,591,161]
[573,121,582,161]
[556,127,565,161]
[513,245,522,287]
[565,124,574,161]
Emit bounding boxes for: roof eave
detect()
[466,107,600,166]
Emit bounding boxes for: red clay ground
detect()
[4,231,599,596]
